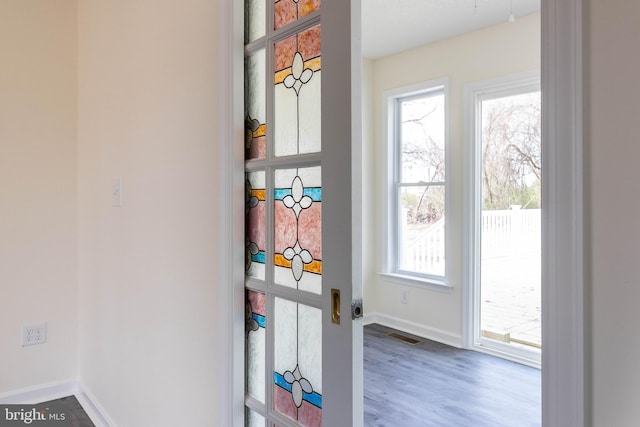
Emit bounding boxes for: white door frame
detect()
[463,71,542,368]
[217,0,585,425]
[217,0,245,425]
[540,0,585,425]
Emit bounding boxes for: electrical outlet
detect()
[21,323,47,346]
[400,289,409,304]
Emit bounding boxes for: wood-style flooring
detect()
[364,324,541,427]
[38,395,94,427]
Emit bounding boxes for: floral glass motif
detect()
[274,167,322,294]
[274,25,321,157]
[246,171,266,279]
[274,297,322,426]
[246,290,267,402]
[274,0,321,30]
[246,50,267,160]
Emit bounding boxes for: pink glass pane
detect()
[274,0,321,30]
[274,25,321,157]
[274,167,322,294]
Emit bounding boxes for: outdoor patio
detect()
[404,208,542,350]
[480,209,541,348]
[481,252,541,348]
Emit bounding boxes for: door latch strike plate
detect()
[351,299,364,320]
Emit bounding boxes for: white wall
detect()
[366,13,540,343]
[587,1,640,424]
[0,0,78,393]
[77,1,222,425]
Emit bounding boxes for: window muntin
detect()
[391,86,447,280]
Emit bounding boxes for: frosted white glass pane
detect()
[245,50,266,160]
[273,299,322,388]
[274,75,321,157]
[245,0,265,43]
[297,303,321,394]
[274,266,321,294]
[274,298,297,374]
[274,84,297,157]
[246,290,266,402]
[245,51,265,123]
[245,407,265,427]
[297,73,321,154]
[273,26,322,157]
[247,327,265,402]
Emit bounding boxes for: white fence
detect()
[481,208,541,258]
[401,208,541,274]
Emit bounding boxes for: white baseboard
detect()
[75,383,116,427]
[364,312,463,348]
[0,380,114,427]
[0,379,77,405]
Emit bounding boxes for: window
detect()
[384,80,448,286]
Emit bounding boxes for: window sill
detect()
[379,272,453,293]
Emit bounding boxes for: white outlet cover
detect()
[400,290,409,304]
[21,323,47,347]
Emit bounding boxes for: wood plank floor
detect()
[37,395,94,427]
[364,324,541,427]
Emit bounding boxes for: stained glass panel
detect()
[274,167,322,294]
[274,0,321,30]
[246,171,266,279]
[246,290,267,402]
[245,0,266,43]
[245,50,267,160]
[274,297,322,426]
[274,25,321,157]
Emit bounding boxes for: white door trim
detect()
[541,0,585,425]
[217,0,245,426]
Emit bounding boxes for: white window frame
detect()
[381,78,451,291]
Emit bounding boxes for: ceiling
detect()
[361,0,541,59]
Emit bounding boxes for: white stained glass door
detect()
[243,0,361,426]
